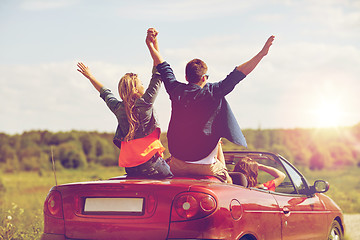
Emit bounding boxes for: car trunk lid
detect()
[57,179,190,240]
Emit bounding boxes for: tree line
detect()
[1,123,360,172]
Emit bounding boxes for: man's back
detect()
[157,61,247,161]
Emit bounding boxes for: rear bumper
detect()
[41,233,224,240]
[41,233,66,240]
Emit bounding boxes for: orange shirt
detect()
[263,179,276,191]
[119,128,165,168]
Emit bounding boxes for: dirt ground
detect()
[344,214,360,240]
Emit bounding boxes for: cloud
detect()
[115,0,257,21]
[295,0,360,39]
[20,0,78,11]
[0,60,169,134]
[4,29,358,133]
[1,0,359,134]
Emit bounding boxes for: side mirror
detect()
[310,180,329,194]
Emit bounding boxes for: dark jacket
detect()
[100,67,161,148]
[157,61,247,161]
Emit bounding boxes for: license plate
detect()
[84,198,144,215]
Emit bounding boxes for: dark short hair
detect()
[185,59,208,84]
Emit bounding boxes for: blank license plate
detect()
[84,198,144,214]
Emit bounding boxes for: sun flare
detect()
[313,100,344,128]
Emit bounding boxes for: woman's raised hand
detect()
[77,62,93,79]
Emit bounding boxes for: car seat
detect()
[229,172,248,187]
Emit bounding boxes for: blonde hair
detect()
[233,157,258,187]
[118,73,142,141]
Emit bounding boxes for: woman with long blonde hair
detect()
[76,29,172,179]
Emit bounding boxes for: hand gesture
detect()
[259,35,275,57]
[145,28,163,65]
[77,62,93,80]
[146,28,159,50]
[76,62,103,92]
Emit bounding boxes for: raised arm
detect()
[258,163,286,188]
[77,62,104,92]
[145,28,181,96]
[146,28,164,66]
[236,35,275,75]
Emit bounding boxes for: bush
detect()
[0,176,5,194]
[58,142,87,169]
[97,155,117,167]
[60,150,87,169]
[19,146,51,171]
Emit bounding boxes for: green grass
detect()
[299,166,360,213]
[0,166,124,240]
[0,166,359,239]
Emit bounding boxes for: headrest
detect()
[229,172,248,187]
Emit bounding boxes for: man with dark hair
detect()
[146,28,275,183]
[185,59,208,84]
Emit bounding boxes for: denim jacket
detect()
[100,67,161,149]
[157,61,247,161]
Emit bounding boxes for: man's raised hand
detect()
[260,35,275,57]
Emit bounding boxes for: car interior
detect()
[224,151,307,195]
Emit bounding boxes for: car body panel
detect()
[272,193,328,239]
[42,151,344,240]
[59,179,190,239]
[169,184,282,240]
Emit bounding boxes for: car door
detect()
[271,158,328,240]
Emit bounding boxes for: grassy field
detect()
[0,166,124,240]
[0,166,359,239]
[299,166,360,213]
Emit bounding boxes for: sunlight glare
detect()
[313,100,343,128]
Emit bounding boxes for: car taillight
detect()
[44,190,63,219]
[171,192,217,221]
[146,193,157,214]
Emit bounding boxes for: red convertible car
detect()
[41,151,344,240]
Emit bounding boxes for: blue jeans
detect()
[125,154,173,179]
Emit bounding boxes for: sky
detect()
[1,0,359,135]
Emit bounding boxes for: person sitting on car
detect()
[233,157,286,191]
[76,30,173,179]
[146,27,275,183]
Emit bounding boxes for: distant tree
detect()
[329,142,354,167]
[20,131,42,148]
[220,138,244,151]
[63,151,87,169]
[253,129,269,149]
[7,134,20,149]
[353,123,360,140]
[48,132,75,145]
[309,152,325,170]
[80,134,92,156]
[0,133,9,146]
[18,146,50,171]
[268,130,282,147]
[269,144,294,162]
[95,140,104,157]
[40,130,55,145]
[57,142,87,169]
[97,154,117,166]
[309,146,332,170]
[242,129,255,146]
[94,138,117,166]
[293,147,312,166]
[0,176,5,194]
[2,122,360,171]
[0,144,20,172]
[0,145,17,163]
